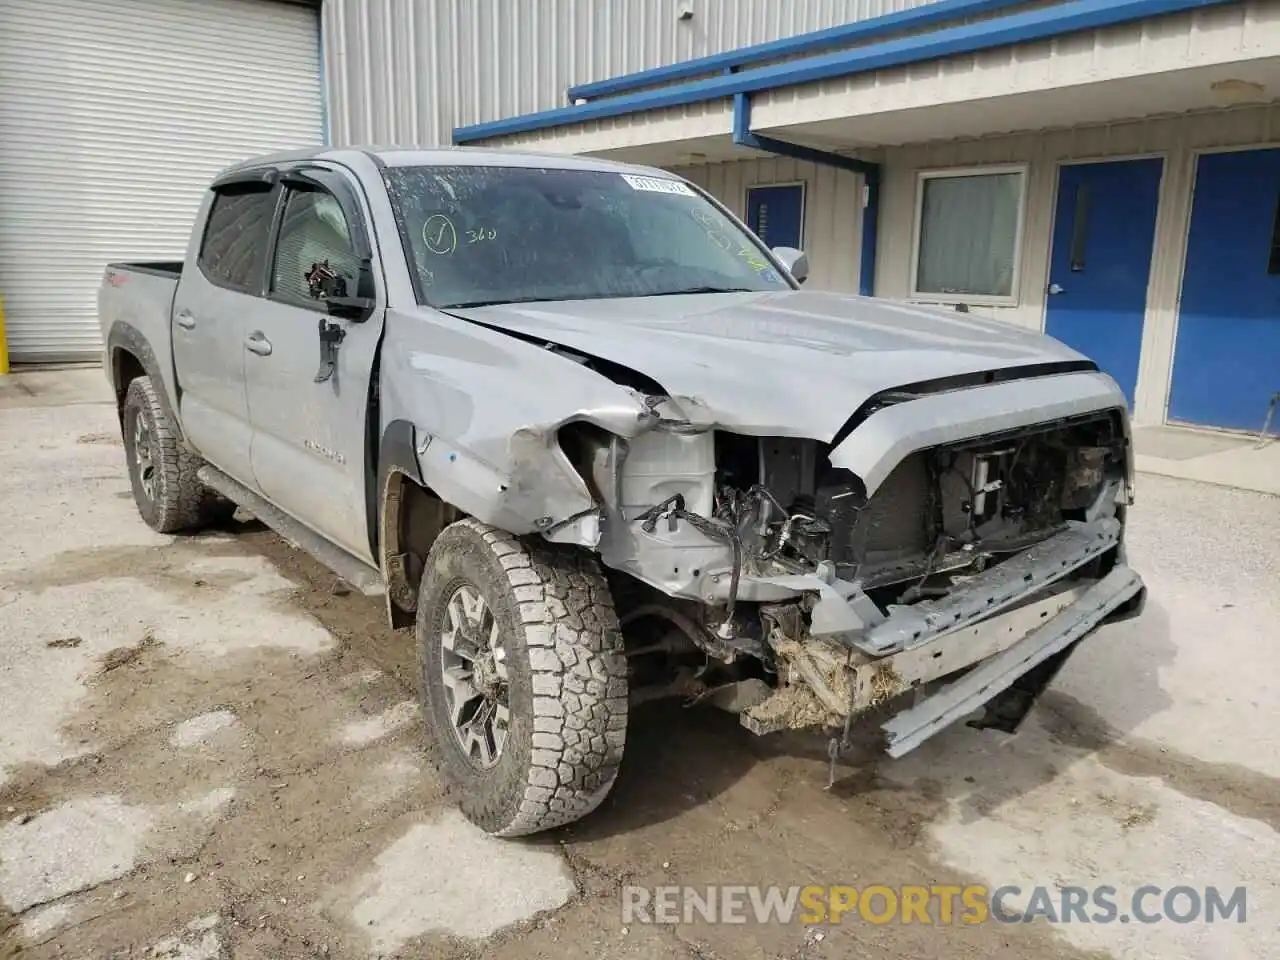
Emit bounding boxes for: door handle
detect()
[245,332,273,356]
[175,311,196,330]
[1047,283,1066,296]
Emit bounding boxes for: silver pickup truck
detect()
[99,146,1144,837]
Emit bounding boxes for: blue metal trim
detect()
[731,92,877,177]
[568,0,1028,101]
[733,93,880,296]
[453,0,1233,144]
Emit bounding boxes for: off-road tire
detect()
[417,518,629,837]
[121,376,233,534]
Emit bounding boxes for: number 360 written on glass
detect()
[467,227,497,243]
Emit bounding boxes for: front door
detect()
[1045,159,1163,408]
[746,183,804,249]
[243,171,385,562]
[1169,148,1280,431]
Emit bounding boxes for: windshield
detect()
[383,165,793,308]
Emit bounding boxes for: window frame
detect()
[195,175,280,297]
[909,163,1028,307]
[262,165,377,314]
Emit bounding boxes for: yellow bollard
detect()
[0,293,8,375]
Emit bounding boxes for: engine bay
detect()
[712,410,1127,599]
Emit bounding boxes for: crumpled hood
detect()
[446,289,1091,441]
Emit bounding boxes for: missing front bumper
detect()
[879,563,1143,756]
[739,519,1144,757]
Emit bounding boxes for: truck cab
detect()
[100,146,1144,839]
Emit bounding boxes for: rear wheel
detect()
[121,376,232,533]
[417,518,628,836]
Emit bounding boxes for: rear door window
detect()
[198,185,276,293]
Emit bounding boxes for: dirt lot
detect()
[1,371,1277,959]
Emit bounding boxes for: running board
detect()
[197,465,385,597]
[880,564,1143,758]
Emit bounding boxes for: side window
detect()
[198,186,276,292]
[271,188,358,305]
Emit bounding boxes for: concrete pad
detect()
[0,404,168,577]
[0,567,332,784]
[344,809,576,950]
[147,914,225,960]
[1060,474,1280,777]
[356,751,424,807]
[1133,424,1280,496]
[339,700,421,746]
[171,710,240,748]
[915,715,1280,960]
[173,787,236,820]
[1132,425,1251,461]
[0,795,152,911]
[18,899,76,942]
[0,365,110,410]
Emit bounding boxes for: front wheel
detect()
[417,518,628,837]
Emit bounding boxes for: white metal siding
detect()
[0,0,323,362]
[321,0,940,146]
[874,103,1280,426]
[489,101,737,158]
[751,1,1276,136]
[676,157,867,293]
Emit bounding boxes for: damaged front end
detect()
[546,371,1145,760]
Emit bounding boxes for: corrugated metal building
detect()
[3,0,1277,436]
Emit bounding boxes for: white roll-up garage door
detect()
[0,0,324,362]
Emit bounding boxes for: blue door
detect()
[1169,148,1280,431]
[746,184,804,249]
[1045,159,1163,408]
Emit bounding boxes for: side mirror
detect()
[325,295,375,322]
[308,257,376,323]
[772,246,809,285]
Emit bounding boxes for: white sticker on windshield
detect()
[621,174,695,196]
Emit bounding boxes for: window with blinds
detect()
[912,166,1026,305]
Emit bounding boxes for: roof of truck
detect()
[217,145,677,180]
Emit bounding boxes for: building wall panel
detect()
[873,103,1280,425]
[322,0,939,146]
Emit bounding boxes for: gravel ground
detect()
[0,372,1276,959]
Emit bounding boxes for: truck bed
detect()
[106,260,184,279]
[98,261,184,417]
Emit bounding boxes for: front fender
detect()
[379,307,649,535]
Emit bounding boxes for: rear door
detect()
[243,166,385,561]
[172,177,278,484]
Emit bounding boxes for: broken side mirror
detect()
[772,246,809,285]
[325,295,375,322]
[308,257,377,382]
[308,257,376,323]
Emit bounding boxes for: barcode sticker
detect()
[621,174,695,196]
